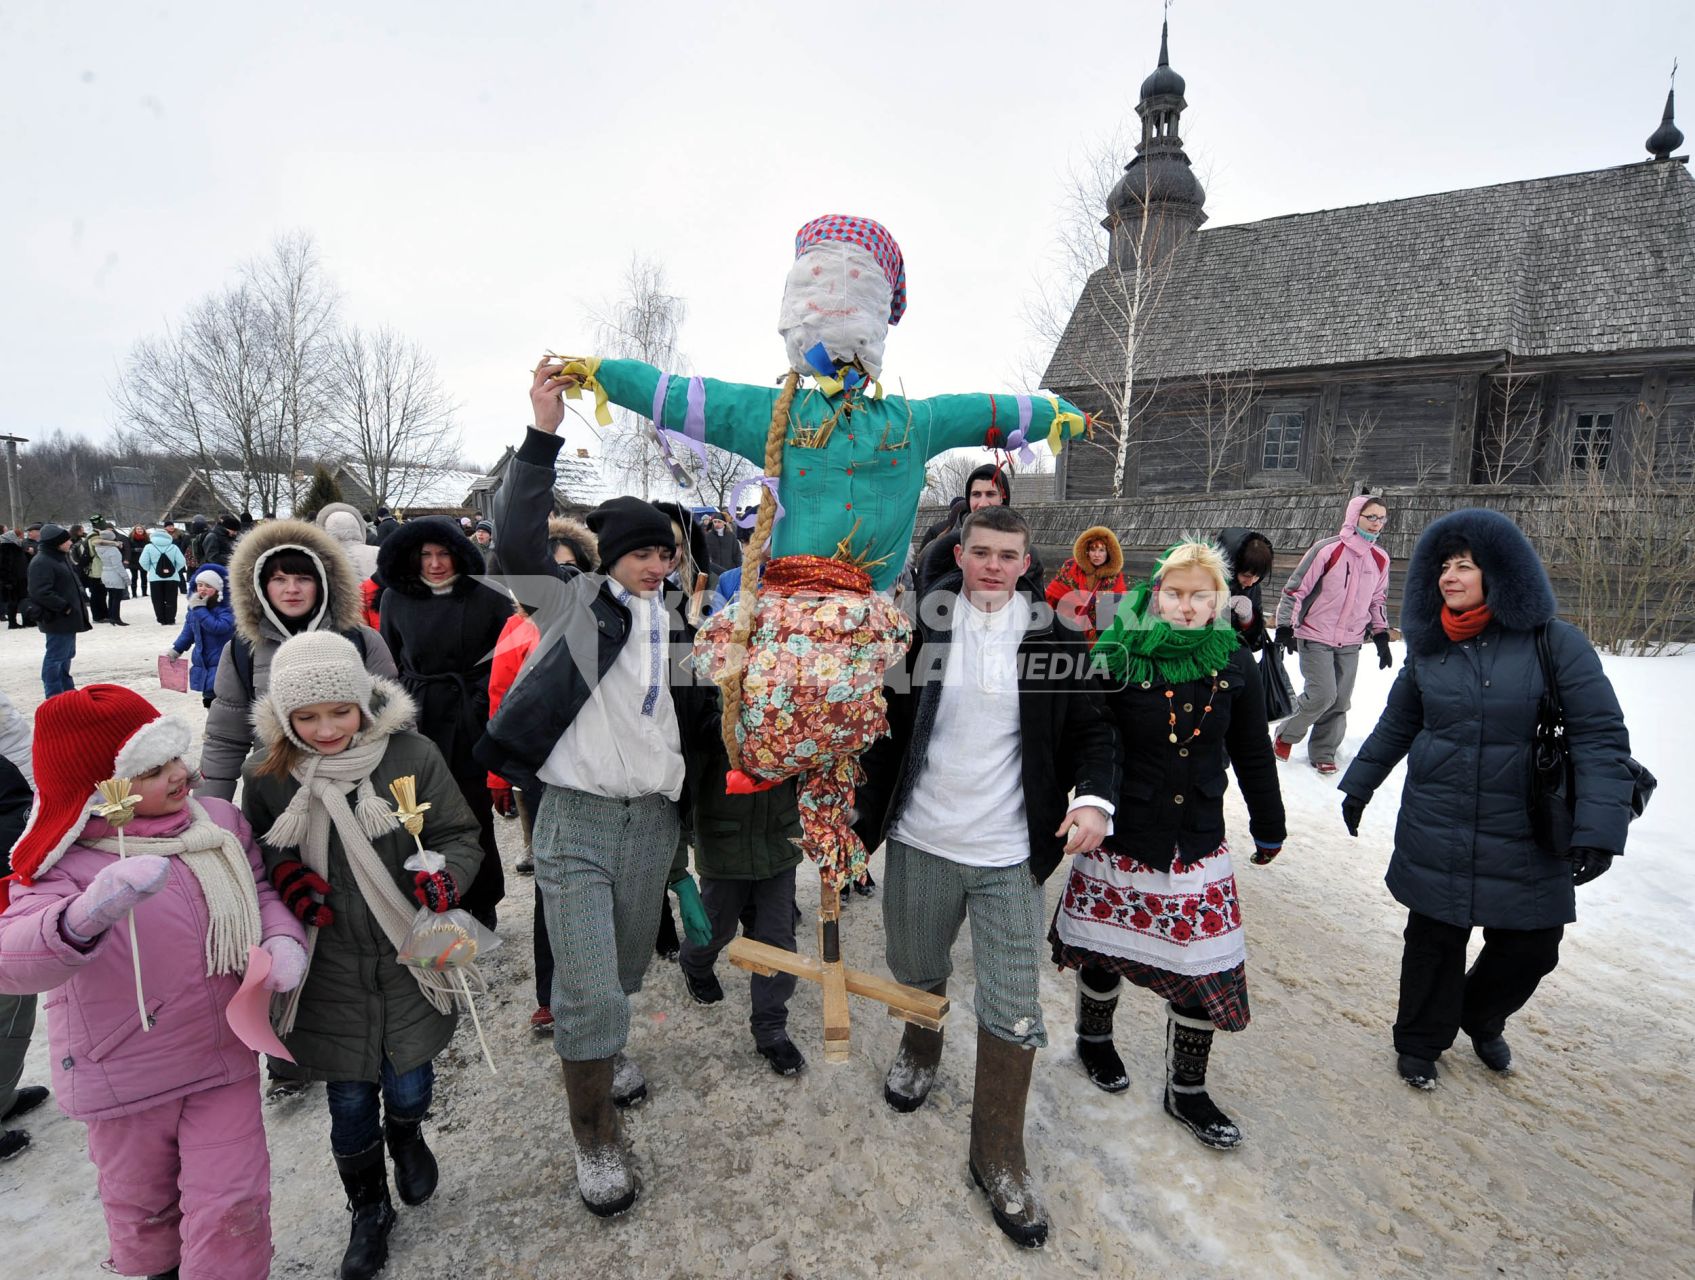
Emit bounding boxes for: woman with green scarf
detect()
[1049,541,1286,1150]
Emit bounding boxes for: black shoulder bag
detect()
[1529,623,1656,856]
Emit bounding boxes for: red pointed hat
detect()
[4,685,191,902]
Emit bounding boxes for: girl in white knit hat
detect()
[239,631,487,1280]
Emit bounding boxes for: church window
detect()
[1262,412,1305,470]
[1571,412,1614,472]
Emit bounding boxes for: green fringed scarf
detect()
[1090,577,1239,687]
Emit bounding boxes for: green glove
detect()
[670,875,712,948]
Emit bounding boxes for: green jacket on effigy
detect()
[586,358,1086,591]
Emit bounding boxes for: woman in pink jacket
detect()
[0,685,306,1280]
[1271,494,1393,774]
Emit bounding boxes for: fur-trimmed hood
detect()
[548,516,599,573]
[228,518,365,644]
[1402,508,1557,656]
[375,515,484,599]
[251,672,417,756]
[1069,525,1124,582]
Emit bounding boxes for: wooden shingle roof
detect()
[1045,160,1695,391]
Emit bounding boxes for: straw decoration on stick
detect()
[94,779,149,1033]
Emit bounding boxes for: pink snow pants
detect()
[82,1078,271,1279]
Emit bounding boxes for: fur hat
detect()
[262,632,374,750]
[4,686,192,903]
[586,497,676,572]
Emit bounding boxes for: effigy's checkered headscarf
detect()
[794,215,907,325]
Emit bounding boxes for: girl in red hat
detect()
[0,684,307,1280]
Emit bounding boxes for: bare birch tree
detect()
[1333,409,1381,488]
[114,232,338,516]
[325,326,459,509]
[695,444,758,511]
[1479,357,1544,484]
[592,255,687,500]
[1180,370,1262,492]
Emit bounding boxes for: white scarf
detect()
[87,799,263,978]
[263,734,473,1035]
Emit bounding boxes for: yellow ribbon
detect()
[1046,398,1087,454]
[544,354,612,427]
[809,371,884,401]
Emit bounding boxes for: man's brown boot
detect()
[560,1057,639,1216]
[967,1024,1048,1248]
[883,981,947,1113]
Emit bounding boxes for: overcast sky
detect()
[3,0,1689,469]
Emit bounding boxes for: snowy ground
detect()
[0,613,1691,1279]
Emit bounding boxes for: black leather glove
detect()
[1570,847,1615,886]
[1275,625,1297,656]
[1373,632,1393,670]
[1341,795,1367,837]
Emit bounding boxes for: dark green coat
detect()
[242,713,485,1082]
[685,726,803,882]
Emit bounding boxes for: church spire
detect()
[1646,63,1684,161]
[1104,17,1207,270]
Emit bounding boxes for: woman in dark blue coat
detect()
[1339,509,1634,1090]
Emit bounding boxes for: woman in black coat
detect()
[1339,509,1634,1091]
[377,516,512,929]
[1050,541,1286,1151]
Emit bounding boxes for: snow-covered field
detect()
[0,616,1690,1279]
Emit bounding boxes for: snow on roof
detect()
[204,471,295,519]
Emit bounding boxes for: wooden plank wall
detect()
[913,483,1695,635]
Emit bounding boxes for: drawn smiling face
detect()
[778,241,893,380]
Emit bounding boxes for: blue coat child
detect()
[170,564,235,699]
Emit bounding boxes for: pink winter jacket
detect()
[1274,495,1392,648]
[0,798,304,1121]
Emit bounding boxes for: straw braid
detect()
[720,369,799,769]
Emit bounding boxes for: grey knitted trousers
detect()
[533,784,681,1061]
[882,837,1048,1048]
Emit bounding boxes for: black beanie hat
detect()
[586,496,676,571]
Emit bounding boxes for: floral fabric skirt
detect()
[1050,840,1250,1031]
[692,555,911,890]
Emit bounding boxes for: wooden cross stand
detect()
[727,868,947,1063]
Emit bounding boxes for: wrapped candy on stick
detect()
[389,776,499,1075]
[93,778,150,1033]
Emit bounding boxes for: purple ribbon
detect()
[1005,395,1037,466]
[731,475,786,528]
[650,374,710,486]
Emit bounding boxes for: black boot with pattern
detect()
[1163,1004,1242,1150]
[1075,972,1129,1093]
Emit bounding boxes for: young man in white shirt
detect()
[479,379,714,1219]
[856,505,1120,1249]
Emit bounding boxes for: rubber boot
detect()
[967,1024,1048,1248]
[561,1057,639,1216]
[383,1114,439,1206]
[1163,1004,1242,1150]
[883,981,947,1113]
[1075,972,1129,1093]
[333,1142,397,1280]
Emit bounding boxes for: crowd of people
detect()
[0,422,1645,1275]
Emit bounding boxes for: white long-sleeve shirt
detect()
[537,586,685,801]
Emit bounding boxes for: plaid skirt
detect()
[1049,840,1250,1032]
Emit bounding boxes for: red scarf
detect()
[1441,603,1494,642]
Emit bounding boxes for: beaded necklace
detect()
[1163,670,1220,747]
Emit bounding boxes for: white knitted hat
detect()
[264,631,373,749]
